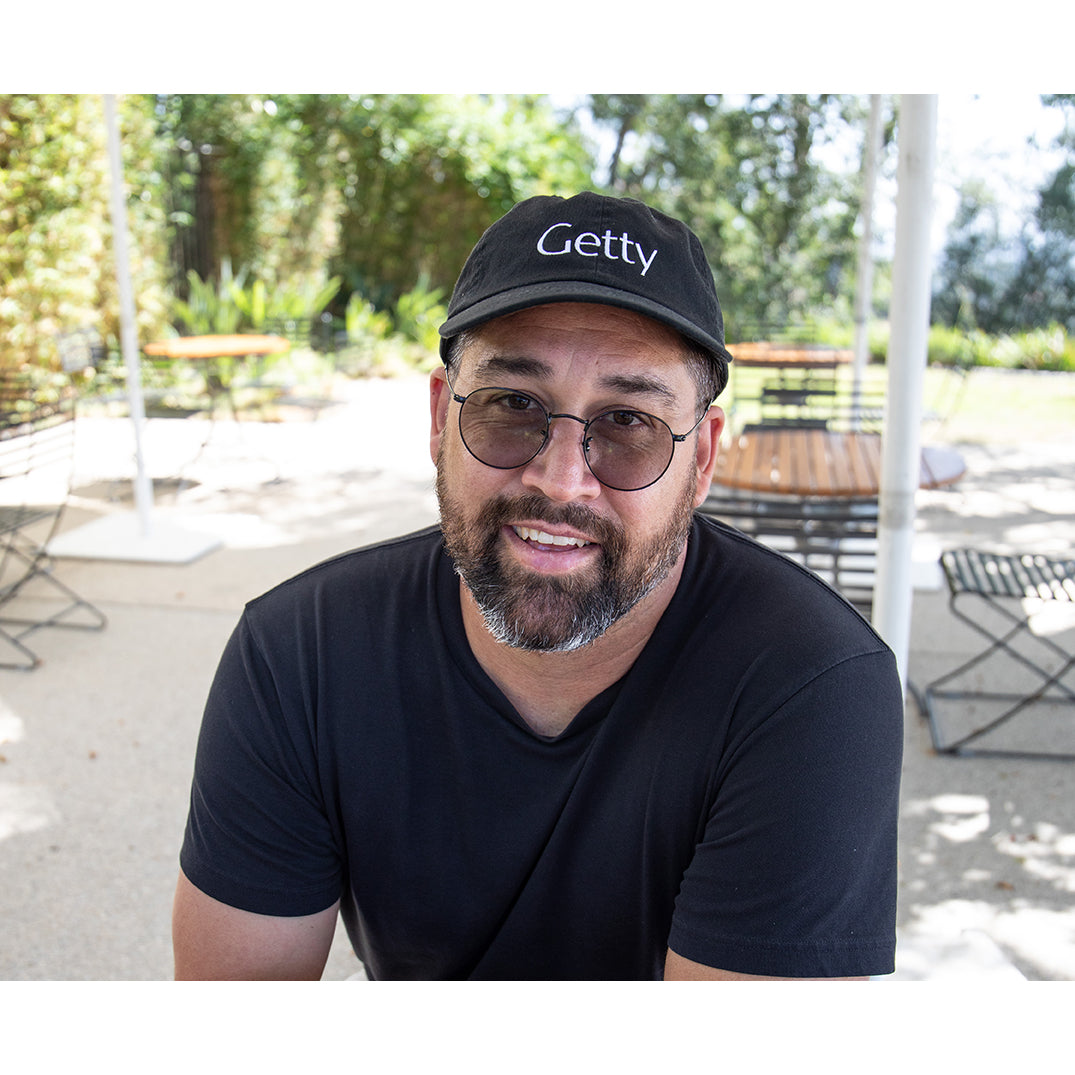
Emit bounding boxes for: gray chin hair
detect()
[479,609,611,654]
[470,570,656,653]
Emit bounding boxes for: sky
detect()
[931,92,1068,248]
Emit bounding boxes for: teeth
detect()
[514,526,591,548]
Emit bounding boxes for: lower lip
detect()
[504,526,600,573]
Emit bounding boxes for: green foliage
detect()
[933,95,1075,336]
[988,326,1075,372]
[393,275,447,353]
[9,92,1073,393]
[269,94,593,309]
[758,318,1075,374]
[171,263,247,335]
[344,293,393,342]
[336,278,447,376]
[588,94,870,332]
[0,93,169,372]
[927,323,1075,372]
[170,263,341,335]
[232,273,342,329]
[927,324,995,368]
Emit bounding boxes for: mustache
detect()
[477,494,622,548]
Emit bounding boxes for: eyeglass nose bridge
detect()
[539,410,595,463]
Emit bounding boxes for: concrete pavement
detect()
[1,370,1072,980]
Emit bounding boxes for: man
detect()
[173,192,903,980]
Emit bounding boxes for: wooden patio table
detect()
[703,427,966,606]
[729,342,854,369]
[712,427,965,498]
[143,334,290,417]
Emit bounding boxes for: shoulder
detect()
[687,513,889,649]
[246,525,445,614]
[679,515,898,710]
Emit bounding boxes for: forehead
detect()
[459,302,691,384]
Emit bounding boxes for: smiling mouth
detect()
[512,525,594,549]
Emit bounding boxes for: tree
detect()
[270,94,592,312]
[931,180,1016,331]
[0,94,168,372]
[582,94,868,336]
[152,94,286,295]
[933,94,1075,335]
[1010,97,1075,331]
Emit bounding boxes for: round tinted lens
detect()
[459,388,548,469]
[584,410,676,491]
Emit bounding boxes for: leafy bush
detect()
[170,264,247,335]
[234,273,341,330]
[927,324,993,369]
[760,318,1075,374]
[927,323,1075,372]
[393,276,447,353]
[991,326,1075,372]
[344,294,393,342]
[169,263,341,336]
[334,278,447,377]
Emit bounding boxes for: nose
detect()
[519,413,602,502]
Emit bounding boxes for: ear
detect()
[692,405,725,508]
[429,366,451,465]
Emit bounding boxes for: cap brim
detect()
[439,281,733,365]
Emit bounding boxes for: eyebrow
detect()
[472,355,551,382]
[598,371,679,407]
[472,354,680,407]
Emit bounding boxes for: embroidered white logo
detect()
[536,222,658,277]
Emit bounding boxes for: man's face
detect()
[430,303,723,653]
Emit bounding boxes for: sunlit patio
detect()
[0,366,1071,979]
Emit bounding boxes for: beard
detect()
[436,456,697,653]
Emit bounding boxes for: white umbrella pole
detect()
[851,94,884,429]
[49,99,219,563]
[872,94,938,687]
[104,93,155,537]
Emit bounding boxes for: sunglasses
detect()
[447,374,706,492]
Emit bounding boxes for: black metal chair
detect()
[734,367,886,435]
[0,380,107,669]
[698,489,879,611]
[921,548,1075,759]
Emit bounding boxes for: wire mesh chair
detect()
[1,376,107,669]
[921,548,1075,759]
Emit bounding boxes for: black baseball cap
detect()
[438,192,733,391]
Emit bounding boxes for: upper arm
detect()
[664,948,866,981]
[172,870,339,981]
[667,650,902,979]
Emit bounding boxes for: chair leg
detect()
[0,540,107,670]
[0,621,45,670]
[922,590,1075,759]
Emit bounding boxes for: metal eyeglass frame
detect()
[445,368,708,492]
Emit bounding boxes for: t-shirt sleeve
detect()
[667,648,903,978]
[179,612,344,917]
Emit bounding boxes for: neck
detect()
[459,552,685,738]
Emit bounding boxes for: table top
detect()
[729,342,853,368]
[712,427,966,498]
[143,334,290,360]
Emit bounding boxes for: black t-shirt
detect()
[180,515,903,979]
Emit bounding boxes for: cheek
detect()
[641,463,704,535]
[604,484,682,542]
[437,431,507,504]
